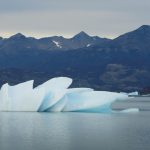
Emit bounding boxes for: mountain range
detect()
[0,31,110,51]
[1,25,150,93]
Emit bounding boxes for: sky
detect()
[0,0,150,39]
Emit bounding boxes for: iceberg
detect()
[120,91,139,96]
[0,81,45,111]
[114,108,139,113]
[37,77,72,111]
[62,91,129,112]
[0,77,135,113]
[128,91,139,96]
[0,83,10,111]
[48,88,94,112]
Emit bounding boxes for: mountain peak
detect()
[137,25,150,32]
[73,31,91,39]
[138,25,150,29]
[131,25,150,36]
[10,33,26,39]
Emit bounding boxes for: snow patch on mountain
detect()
[52,41,62,48]
[87,44,91,47]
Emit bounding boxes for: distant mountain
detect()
[0,26,150,93]
[108,25,150,51]
[38,31,110,50]
[0,37,3,40]
[0,31,110,51]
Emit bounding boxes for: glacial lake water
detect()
[0,112,150,150]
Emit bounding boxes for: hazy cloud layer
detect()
[0,0,150,38]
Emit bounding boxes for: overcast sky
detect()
[0,0,150,38]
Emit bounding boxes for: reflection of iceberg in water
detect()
[0,77,138,113]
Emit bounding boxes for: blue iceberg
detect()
[0,77,134,113]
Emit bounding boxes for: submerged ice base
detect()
[0,77,138,113]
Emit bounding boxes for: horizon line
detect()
[0,24,148,40]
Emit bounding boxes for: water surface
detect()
[0,112,150,150]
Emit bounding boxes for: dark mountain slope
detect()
[0,26,150,92]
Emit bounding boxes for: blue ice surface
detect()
[0,77,136,113]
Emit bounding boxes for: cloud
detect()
[0,0,149,12]
[0,0,150,38]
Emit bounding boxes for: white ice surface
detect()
[0,83,10,111]
[9,87,45,111]
[117,108,139,113]
[66,88,94,94]
[0,78,132,113]
[120,91,139,96]
[0,81,45,111]
[128,91,139,96]
[62,91,129,112]
[48,88,94,112]
[8,80,34,100]
[37,77,72,111]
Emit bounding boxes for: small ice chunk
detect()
[120,108,139,113]
[128,91,139,96]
